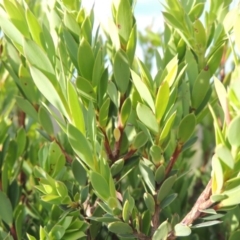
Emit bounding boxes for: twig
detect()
[181,179,213,226]
[100,127,114,160]
[165,143,182,177]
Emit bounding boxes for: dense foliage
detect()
[1,0,240,239]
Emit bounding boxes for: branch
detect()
[165,143,182,177]
[181,179,213,226]
[100,127,114,160]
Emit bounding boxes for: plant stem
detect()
[181,179,213,225]
[165,143,182,177]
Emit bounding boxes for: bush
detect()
[1,0,240,239]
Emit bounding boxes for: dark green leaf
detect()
[0,191,13,226]
[178,113,196,143]
[113,50,130,93]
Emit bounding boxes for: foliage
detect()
[1,0,240,239]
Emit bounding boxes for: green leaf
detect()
[137,59,154,91]
[212,155,224,194]
[163,55,179,87]
[155,81,170,123]
[150,145,163,165]
[160,193,178,209]
[116,0,133,46]
[113,50,130,93]
[191,70,211,110]
[155,165,165,184]
[132,131,148,149]
[157,175,177,203]
[191,220,222,228]
[64,11,80,36]
[189,3,204,21]
[76,76,96,102]
[207,45,224,75]
[18,64,38,103]
[131,70,155,112]
[25,8,44,49]
[227,115,240,147]
[141,210,151,236]
[152,220,170,240]
[159,111,177,143]
[111,159,124,177]
[126,24,137,65]
[210,194,228,203]
[143,193,155,215]
[30,66,70,120]
[136,103,158,134]
[99,98,110,127]
[0,15,23,53]
[38,106,54,135]
[16,97,38,121]
[193,19,207,52]
[3,0,29,37]
[215,144,234,169]
[67,124,94,169]
[174,223,191,237]
[92,49,104,87]
[120,98,132,126]
[0,191,13,226]
[16,127,26,157]
[139,160,155,194]
[107,81,119,108]
[178,113,196,143]
[23,39,54,76]
[67,81,86,135]
[63,28,78,68]
[90,171,110,201]
[122,200,131,222]
[108,221,133,234]
[229,230,240,240]
[78,39,94,81]
[81,16,92,44]
[72,159,87,186]
[214,77,228,120]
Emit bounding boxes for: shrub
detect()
[1,0,240,239]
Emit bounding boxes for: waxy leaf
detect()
[90,171,110,201]
[78,39,94,81]
[143,193,155,215]
[30,66,70,120]
[116,0,133,45]
[178,113,196,143]
[67,124,94,169]
[113,50,130,93]
[159,111,177,143]
[157,175,176,203]
[0,191,13,226]
[174,224,191,237]
[26,8,44,49]
[120,98,132,126]
[155,81,170,123]
[99,98,110,128]
[215,144,234,169]
[131,70,155,112]
[152,220,170,240]
[67,81,85,135]
[227,115,240,147]
[126,24,137,65]
[191,70,210,110]
[108,221,133,234]
[136,103,158,134]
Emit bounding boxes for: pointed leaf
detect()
[67,124,94,169]
[136,103,158,134]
